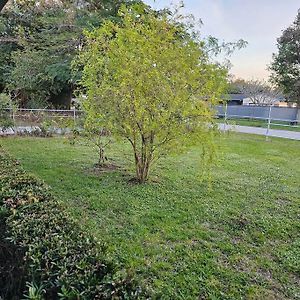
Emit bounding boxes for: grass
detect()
[1,133,300,299]
[217,117,300,132]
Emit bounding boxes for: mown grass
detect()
[1,133,299,299]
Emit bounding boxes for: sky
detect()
[143,0,300,80]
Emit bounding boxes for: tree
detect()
[83,110,113,166]
[78,4,228,183]
[270,10,300,105]
[0,0,139,108]
[231,78,283,105]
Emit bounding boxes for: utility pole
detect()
[266,105,272,141]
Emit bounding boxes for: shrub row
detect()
[0,147,141,299]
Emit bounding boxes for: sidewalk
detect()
[219,124,300,141]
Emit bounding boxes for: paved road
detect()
[219,123,300,141]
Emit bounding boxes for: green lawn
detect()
[1,134,300,299]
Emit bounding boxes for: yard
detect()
[1,133,299,299]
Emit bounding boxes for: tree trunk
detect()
[97,146,106,165]
[129,134,154,184]
[134,149,153,183]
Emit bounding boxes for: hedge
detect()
[0,147,142,299]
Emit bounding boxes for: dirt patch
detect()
[126,177,141,185]
[94,162,119,170]
[85,163,121,175]
[229,214,251,231]
[125,174,162,185]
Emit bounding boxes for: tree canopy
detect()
[0,0,140,108]
[79,4,229,183]
[270,9,300,105]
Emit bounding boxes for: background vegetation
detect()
[270,10,300,105]
[0,0,140,108]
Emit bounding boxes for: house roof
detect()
[227,93,247,101]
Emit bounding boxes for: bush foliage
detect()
[79,4,229,183]
[0,93,14,130]
[0,148,141,299]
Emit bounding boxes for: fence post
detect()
[224,102,228,131]
[12,109,16,135]
[10,103,17,135]
[296,108,300,125]
[73,108,76,127]
[266,105,272,141]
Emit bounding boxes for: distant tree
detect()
[270,10,300,105]
[227,76,243,94]
[78,4,229,183]
[0,0,139,108]
[231,78,282,105]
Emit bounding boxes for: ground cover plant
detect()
[0,147,141,299]
[1,133,299,299]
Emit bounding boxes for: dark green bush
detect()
[7,202,139,299]
[0,207,26,300]
[0,149,141,299]
[0,149,50,209]
[0,172,51,209]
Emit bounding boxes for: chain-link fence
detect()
[1,106,299,136]
[216,105,300,133]
[0,108,85,135]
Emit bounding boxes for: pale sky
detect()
[144,0,300,80]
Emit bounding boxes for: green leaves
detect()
[79,4,228,182]
[0,0,135,108]
[270,10,300,104]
